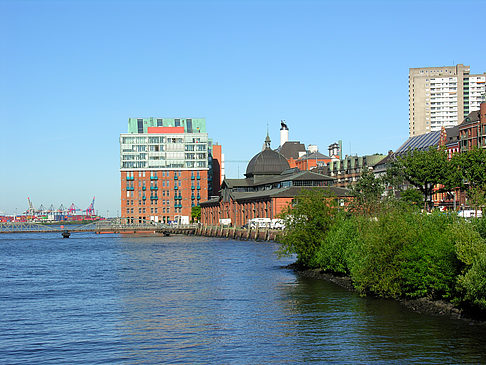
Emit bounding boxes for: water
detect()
[1,233,485,364]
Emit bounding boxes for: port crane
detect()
[85,197,95,216]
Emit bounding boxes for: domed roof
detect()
[245,135,290,178]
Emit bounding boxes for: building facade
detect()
[120,117,222,224]
[409,64,486,137]
[200,135,350,227]
[458,102,486,152]
[327,154,386,188]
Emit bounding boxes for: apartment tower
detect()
[409,64,486,136]
[120,118,222,224]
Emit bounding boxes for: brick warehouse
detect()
[120,118,222,224]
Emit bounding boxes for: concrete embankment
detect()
[190,225,282,242]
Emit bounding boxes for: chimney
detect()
[280,120,289,147]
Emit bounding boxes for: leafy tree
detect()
[191,205,201,223]
[453,147,486,191]
[278,189,338,267]
[350,168,384,215]
[467,187,486,215]
[399,148,453,211]
[400,188,423,207]
[383,158,407,194]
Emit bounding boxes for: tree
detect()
[453,147,486,191]
[350,168,384,214]
[278,189,338,267]
[383,158,407,195]
[399,148,453,211]
[191,205,201,223]
[400,188,423,207]
[452,148,486,213]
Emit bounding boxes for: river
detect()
[1,232,485,364]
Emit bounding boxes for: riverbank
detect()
[289,263,486,324]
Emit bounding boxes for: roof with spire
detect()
[246,133,290,178]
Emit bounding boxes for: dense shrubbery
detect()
[278,195,486,313]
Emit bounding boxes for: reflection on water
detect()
[0,233,485,363]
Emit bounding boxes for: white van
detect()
[248,218,272,229]
[458,210,482,218]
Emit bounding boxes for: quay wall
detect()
[189,225,281,242]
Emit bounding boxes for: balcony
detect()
[126,176,134,181]
[197,186,201,190]
[142,186,146,191]
[127,187,134,191]
[191,176,195,180]
[191,186,195,190]
[150,186,158,190]
[150,196,158,200]
[191,195,195,200]
[150,176,158,180]
[175,196,182,200]
[174,175,178,180]
[142,195,146,200]
[174,186,179,190]
[197,176,200,180]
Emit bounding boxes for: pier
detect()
[0,220,197,235]
[0,220,282,241]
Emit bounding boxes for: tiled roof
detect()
[279,141,306,159]
[298,151,330,160]
[229,186,350,202]
[459,110,480,126]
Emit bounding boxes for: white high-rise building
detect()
[409,64,486,137]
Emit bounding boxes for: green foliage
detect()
[346,208,413,298]
[472,217,486,241]
[191,205,201,222]
[453,147,486,191]
[452,220,486,267]
[399,212,459,299]
[278,185,486,313]
[467,187,486,213]
[400,188,423,207]
[314,212,358,274]
[383,159,406,191]
[278,189,338,267]
[456,253,486,310]
[350,168,384,214]
[452,220,486,310]
[399,148,453,211]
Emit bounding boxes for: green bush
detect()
[314,212,358,274]
[399,212,459,299]
[278,189,486,314]
[452,220,486,309]
[278,189,338,267]
[347,209,412,298]
[471,217,486,241]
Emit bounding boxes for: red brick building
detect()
[120,117,221,224]
[200,135,350,227]
[459,102,486,151]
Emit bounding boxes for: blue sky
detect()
[1,0,485,216]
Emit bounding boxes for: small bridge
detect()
[0,219,198,236]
